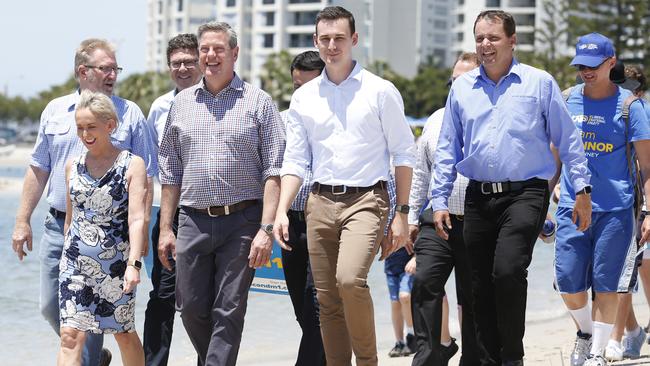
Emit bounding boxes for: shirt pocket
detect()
[44,118,72,136]
[509,95,539,132]
[111,126,129,144]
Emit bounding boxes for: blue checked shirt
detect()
[30,91,158,211]
[158,75,286,208]
[280,110,312,212]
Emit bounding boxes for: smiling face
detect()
[169,48,202,91]
[474,18,516,81]
[75,108,115,150]
[78,48,118,95]
[198,30,238,94]
[313,18,357,68]
[577,57,615,87]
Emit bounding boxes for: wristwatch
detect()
[127,259,142,270]
[576,186,592,195]
[260,223,274,235]
[395,205,410,214]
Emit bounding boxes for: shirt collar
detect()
[321,61,363,86]
[477,58,522,84]
[196,73,244,97]
[68,89,119,112]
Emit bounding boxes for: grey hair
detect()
[76,89,119,129]
[197,22,238,49]
[74,38,116,79]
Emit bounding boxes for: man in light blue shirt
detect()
[431,10,591,366]
[11,38,157,366]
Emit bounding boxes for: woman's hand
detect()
[123,265,141,293]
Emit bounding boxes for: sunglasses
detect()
[576,57,611,71]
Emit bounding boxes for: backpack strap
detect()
[623,94,640,182]
[561,87,573,102]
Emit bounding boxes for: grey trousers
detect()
[175,203,261,366]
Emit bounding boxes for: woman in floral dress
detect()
[58,90,147,366]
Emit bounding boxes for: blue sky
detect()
[1,0,147,98]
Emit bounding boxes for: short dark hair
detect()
[290,51,325,74]
[315,6,355,35]
[166,33,199,65]
[473,10,516,38]
[455,52,480,67]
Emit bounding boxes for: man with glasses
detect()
[431,11,591,366]
[11,38,157,366]
[144,33,202,366]
[554,33,650,366]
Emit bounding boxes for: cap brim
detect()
[570,55,607,67]
[614,78,641,91]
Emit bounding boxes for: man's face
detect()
[198,31,238,88]
[313,18,358,66]
[474,19,515,70]
[451,60,478,81]
[169,48,202,91]
[80,48,118,95]
[291,68,321,90]
[577,57,615,87]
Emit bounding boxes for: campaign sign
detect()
[250,240,288,295]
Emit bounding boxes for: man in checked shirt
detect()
[157,22,285,366]
[409,53,481,366]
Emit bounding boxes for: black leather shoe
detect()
[441,338,459,365]
[502,360,523,366]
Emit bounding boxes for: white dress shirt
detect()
[281,62,416,186]
[147,89,175,147]
[408,108,468,224]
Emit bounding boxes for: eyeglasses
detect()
[85,65,123,75]
[576,58,610,71]
[169,60,198,70]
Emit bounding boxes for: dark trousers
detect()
[144,209,179,366]
[281,210,326,366]
[411,209,480,366]
[175,203,260,366]
[464,182,549,365]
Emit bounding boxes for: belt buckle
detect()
[207,206,220,217]
[480,182,503,194]
[332,185,347,195]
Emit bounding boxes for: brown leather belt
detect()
[312,181,386,195]
[183,200,258,217]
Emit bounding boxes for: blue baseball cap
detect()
[570,33,615,67]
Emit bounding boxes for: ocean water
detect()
[0,165,569,365]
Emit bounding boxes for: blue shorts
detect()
[386,272,413,301]
[554,207,636,293]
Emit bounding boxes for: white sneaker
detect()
[604,342,623,361]
[583,355,608,366]
[571,331,593,366]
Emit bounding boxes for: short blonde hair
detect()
[74,38,115,79]
[77,89,118,129]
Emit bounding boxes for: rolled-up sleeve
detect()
[408,136,431,224]
[280,95,311,180]
[545,79,590,193]
[30,108,53,172]
[259,96,286,180]
[158,102,183,186]
[380,83,416,168]
[431,90,464,211]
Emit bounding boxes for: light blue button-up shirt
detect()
[431,59,590,211]
[30,91,158,211]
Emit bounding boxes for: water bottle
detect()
[540,219,556,244]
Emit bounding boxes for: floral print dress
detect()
[59,150,136,334]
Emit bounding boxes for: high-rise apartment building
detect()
[146,0,453,85]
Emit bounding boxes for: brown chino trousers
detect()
[305,186,389,366]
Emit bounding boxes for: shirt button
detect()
[210,175,216,180]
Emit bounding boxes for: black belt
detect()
[312,181,386,195]
[288,210,305,222]
[183,200,258,217]
[468,178,546,195]
[49,207,66,219]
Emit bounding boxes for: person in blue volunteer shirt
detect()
[554,33,650,366]
[431,10,591,366]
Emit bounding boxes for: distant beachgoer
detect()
[10,38,157,366]
[58,90,147,365]
[385,247,415,358]
[554,33,650,366]
[409,52,481,366]
[279,50,326,366]
[157,21,285,365]
[143,33,202,366]
[431,10,591,365]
